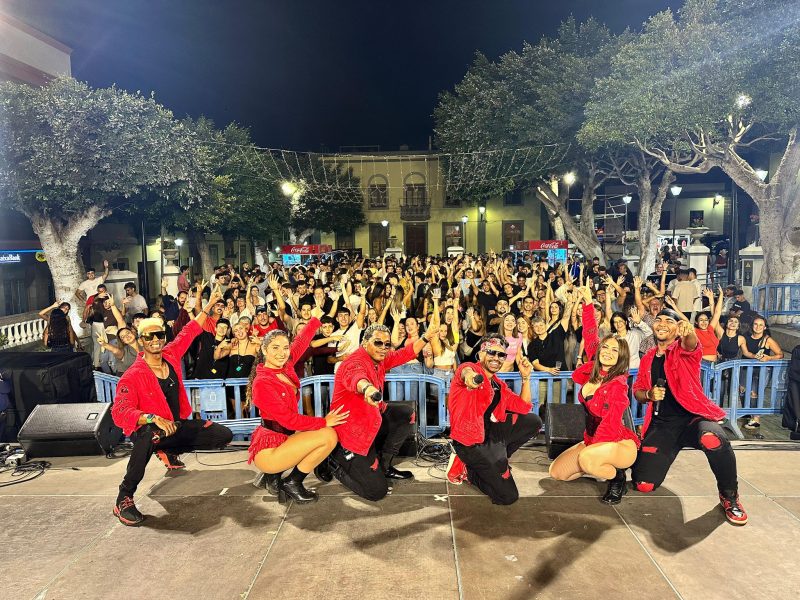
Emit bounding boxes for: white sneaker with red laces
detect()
[719,491,748,526]
[446,452,468,485]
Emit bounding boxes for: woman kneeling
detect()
[246,310,348,504]
[549,286,640,504]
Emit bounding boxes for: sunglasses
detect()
[484,349,508,359]
[371,340,390,348]
[140,330,167,341]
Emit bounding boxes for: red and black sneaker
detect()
[719,491,748,526]
[446,452,468,485]
[156,450,186,470]
[113,496,144,526]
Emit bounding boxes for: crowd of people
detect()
[34,250,783,526]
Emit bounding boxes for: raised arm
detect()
[709,286,724,335]
[39,301,59,321]
[580,286,600,360]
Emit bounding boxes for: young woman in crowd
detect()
[694,287,724,362]
[549,286,639,504]
[740,315,784,429]
[609,307,652,370]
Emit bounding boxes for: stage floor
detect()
[2,442,799,600]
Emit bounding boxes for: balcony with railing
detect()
[400,184,430,221]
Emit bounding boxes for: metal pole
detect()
[672,194,678,253]
[730,182,738,285]
[140,219,149,302]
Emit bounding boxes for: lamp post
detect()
[174,238,183,267]
[477,206,486,254]
[670,185,683,252]
[381,220,389,255]
[622,195,632,256]
[461,215,468,251]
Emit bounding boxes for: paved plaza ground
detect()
[1,439,799,600]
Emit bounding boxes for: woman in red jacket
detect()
[549,286,640,505]
[246,307,348,504]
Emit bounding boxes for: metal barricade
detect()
[753,284,800,319]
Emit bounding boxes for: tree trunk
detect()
[28,206,110,334]
[536,184,606,264]
[289,228,314,244]
[189,229,212,280]
[635,170,674,277]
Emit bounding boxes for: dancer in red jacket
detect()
[111,289,233,526]
[548,286,640,504]
[632,308,748,525]
[446,333,542,505]
[247,308,348,504]
[326,323,431,501]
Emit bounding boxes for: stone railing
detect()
[0,311,45,349]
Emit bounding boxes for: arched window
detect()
[403,172,427,206]
[367,175,388,209]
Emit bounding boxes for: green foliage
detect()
[0,77,204,223]
[288,158,365,234]
[580,0,800,149]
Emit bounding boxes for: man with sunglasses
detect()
[446,333,542,505]
[110,289,233,526]
[324,323,432,501]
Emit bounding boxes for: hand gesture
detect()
[122,297,131,306]
[324,405,349,427]
[633,276,643,289]
[664,295,679,310]
[703,287,714,301]
[268,275,280,291]
[518,356,533,379]
[310,306,324,320]
[463,369,483,390]
[338,338,351,352]
[363,385,381,407]
[650,385,666,402]
[161,276,168,289]
[630,306,642,324]
[107,294,115,308]
[103,259,109,269]
[676,320,693,338]
[205,288,223,310]
[580,286,593,304]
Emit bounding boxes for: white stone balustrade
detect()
[0,312,45,349]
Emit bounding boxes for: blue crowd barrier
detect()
[753,284,800,319]
[93,358,790,443]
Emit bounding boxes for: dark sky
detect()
[5,0,678,151]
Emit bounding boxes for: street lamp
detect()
[381,220,389,227]
[755,169,768,181]
[174,238,183,266]
[670,185,683,252]
[622,196,632,254]
[563,172,576,187]
[478,205,486,218]
[736,94,752,109]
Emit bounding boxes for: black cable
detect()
[0,460,51,487]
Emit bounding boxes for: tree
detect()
[149,118,291,277]
[435,18,623,262]
[0,77,204,320]
[582,0,800,284]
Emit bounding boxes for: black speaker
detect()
[544,402,635,459]
[18,403,124,458]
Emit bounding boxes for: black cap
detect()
[656,308,682,322]
[255,306,268,314]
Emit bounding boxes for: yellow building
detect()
[319,152,547,257]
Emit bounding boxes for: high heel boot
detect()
[278,467,318,504]
[253,472,281,495]
[601,469,627,505]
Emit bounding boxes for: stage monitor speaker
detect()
[18,403,123,458]
[544,402,635,459]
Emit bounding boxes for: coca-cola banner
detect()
[521,240,568,250]
[280,244,332,255]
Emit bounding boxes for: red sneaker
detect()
[156,450,186,470]
[446,453,468,485]
[719,491,748,526]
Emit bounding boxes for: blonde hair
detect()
[137,318,165,336]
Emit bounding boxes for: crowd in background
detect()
[37,249,783,427]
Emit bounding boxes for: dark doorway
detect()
[405,223,428,256]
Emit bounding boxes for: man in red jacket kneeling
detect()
[111,290,234,526]
[446,333,542,505]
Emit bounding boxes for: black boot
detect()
[601,469,627,505]
[278,467,318,504]
[253,472,281,495]
[314,457,333,483]
[382,454,413,480]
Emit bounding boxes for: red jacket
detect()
[573,303,640,447]
[448,362,532,446]
[111,319,201,436]
[634,339,726,436]
[331,344,418,455]
[252,317,326,432]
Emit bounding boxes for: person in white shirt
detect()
[77,261,109,300]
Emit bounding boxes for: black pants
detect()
[453,413,542,505]
[632,415,737,493]
[331,402,415,501]
[118,419,233,501]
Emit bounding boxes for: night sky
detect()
[5,0,678,151]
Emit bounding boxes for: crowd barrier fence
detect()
[753,284,800,320]
[93,358,789,442]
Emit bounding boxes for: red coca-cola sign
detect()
[280,244,332,255]
[521,240,568,250]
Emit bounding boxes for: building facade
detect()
[319,152,548,257]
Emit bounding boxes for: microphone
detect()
[369,390,383,403]
[473,374,485,385]
[653,378,666,416]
